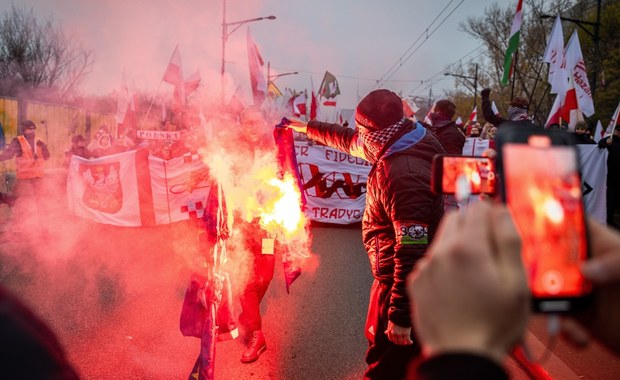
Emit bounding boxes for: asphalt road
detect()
[2,201,620,379]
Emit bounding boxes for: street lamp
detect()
[444,63,479,109]
[268,71,299,81]
[540,1,601,96]
[221,0,275,102]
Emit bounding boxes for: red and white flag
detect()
[545,94,562,128]
[67,151,141,226]
[455,116,463,126]
[605,101,620,138]
[293,92,307,117]
[184,69,201,97]
[115,71,131,125]
[491,101,500,115]
[564,30,594,117]
[468,106,478,122]
[310,90,320,121]
[246,28,267,107]
[163,45,184,101]
[542,15,567,95]
[424,102,436,124]
[561,76,581,130]
[594,119,603,140]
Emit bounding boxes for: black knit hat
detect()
[21,120,36,129]
[355,89,404,131]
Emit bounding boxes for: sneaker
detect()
[240,330,266,363]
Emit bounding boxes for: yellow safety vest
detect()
[16,135,45,179]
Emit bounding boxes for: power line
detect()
[407,44,486,97]
[375,0,465,88]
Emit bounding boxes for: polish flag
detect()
[565,30,594,117]
[424,102,436,124]
[491,101,500,115]
[468,106,478,122]
[293,92,307,117]
[605,101,620,138]
[545,94,562,128]
[561,76,581,131]
[163,45,184,101]
[594,120,603,140]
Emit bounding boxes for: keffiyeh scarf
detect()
[358,118,408,162]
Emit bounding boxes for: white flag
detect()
[565,30,595,117]
[542,15,568,95]
[67,151,141,226]
[491,101,500,115]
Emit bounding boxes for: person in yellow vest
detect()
[0,120,50,237]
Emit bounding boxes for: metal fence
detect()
[0,96,115,170]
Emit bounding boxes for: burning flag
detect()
[267,119,310,292]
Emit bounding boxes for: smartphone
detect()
[431,154,496,195]
[495,124,592,313]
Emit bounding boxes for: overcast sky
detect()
[2,0,509,109]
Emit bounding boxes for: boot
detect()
[240,330,266,363]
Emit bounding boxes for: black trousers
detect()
[364,279,421,380]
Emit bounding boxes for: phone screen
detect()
[441,156,495,194]
[502,142,591,304]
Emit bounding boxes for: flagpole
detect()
[528,60,546,110]
[533,84,550,123]
[510,48,518,101]
[141,80,164,129]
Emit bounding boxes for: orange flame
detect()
[259,173,306,237]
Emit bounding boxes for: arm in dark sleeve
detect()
[481,96,507,127]
[0,138,21,161]
[385,163,443,327]
[306,120,358,155]
[39,141,51,160]
[407,353,508,380]
[598,137,610,149]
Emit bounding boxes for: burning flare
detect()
[259,173,306,236]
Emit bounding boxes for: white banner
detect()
[149,153,214,225]
[295,141,370,224]
[137,130,181,140]
[462,137,491,156]
[67,151,141,226]
[578,144,607,223]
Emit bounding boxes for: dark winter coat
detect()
[423,120,466,155]
[306,119,445,327]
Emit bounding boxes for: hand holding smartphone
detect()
[431,155,496,196]
[495,124,592,313]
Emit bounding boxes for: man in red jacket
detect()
[289,89,445,379]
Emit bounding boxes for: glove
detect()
[481,88,491,99]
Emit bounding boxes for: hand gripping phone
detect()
[495,124,592,313]
[431,154,496,196]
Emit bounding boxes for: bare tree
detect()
[458,0,575,125]
[0,5,93,99]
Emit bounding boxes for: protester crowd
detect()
[2,82,620,380]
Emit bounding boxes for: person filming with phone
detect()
[406,125,620,378]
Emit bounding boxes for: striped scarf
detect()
[358,118,407,162]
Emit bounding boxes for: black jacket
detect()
[306,120,445,326]
[481,97,536,128]
[424,121,465,155]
